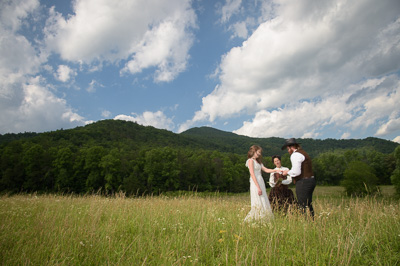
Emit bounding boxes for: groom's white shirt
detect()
[288,149,305,178]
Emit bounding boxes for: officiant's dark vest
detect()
[295,149,314,180]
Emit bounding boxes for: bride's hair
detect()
[247,145,263,164]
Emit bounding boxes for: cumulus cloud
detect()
[220,0,242,23]
[55,65,76,82]
[229,21,248,39]
[44,0,197,82]
[114,111,174,131]
[86,79,104,93]
[234,75,400,138]
[0,77,85,133]
[233,95,352,138]
[0,0,39,32]
[190,0,400,138]
[0,0,43,98]
[0,0,86,134]
[101,110,112,118]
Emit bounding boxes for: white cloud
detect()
[376,118,400,136]
[189,0,400,138]
[393,136,400,143]
[220,0,242,23]
[229,21,248,39]
[55,65,76,82]
[0,0,43,98]
[121,17,195,82]
[86,79,104,93]
[101,110,112,118]
[234,75,400,139]
[233,95,352,138]
[350,76,400,134]
[341,132,351,139]
[0,77,85,133]
[0,1,86,134]
[0,0,39,32]
[114,111,174,131]
[44,0,197,82]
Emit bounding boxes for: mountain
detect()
[0,120,398,156]
[0,120,398,193]
[180,126,399,156]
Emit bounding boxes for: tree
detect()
[22,143,53,191]
[0,141,25,192]
[313,152,346,185]
[341,161,378,196]
[53,147,75,192]
[84,146,107,192]
[365,149,395,185]
[100,149,122,193]
[144,147,180,193]
[391,146,400,196]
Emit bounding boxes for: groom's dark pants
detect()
[295,177,316,217]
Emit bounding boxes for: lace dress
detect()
[244,159,274,222]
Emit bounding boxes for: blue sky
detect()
[1,0,400,143]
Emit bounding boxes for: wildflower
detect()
[219,230,227,234]
[80,241,85,246]
[218,238,224,243]
[234,234,243,240]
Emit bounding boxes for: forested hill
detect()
[0,120,237,152]
[0,120,398,156]
[181,126,398,157]
[0,119,398,194]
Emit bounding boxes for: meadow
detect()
[0,186,399,265]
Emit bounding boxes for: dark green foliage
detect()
[341,161,379,196]
[391,146,400,196]
[84,146,107,191]
[0,132,39,145]
[0,120,398,194]
[53,147,76,192]
[144,147,180,193]
[391,169,400,196]
[313,152,347,185]
[182,127,398,157]
[0,141,25,192]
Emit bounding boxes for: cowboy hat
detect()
[281,138,301,150]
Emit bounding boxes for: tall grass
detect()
[0,187,399,265]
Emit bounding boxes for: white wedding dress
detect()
[244,159,274,222]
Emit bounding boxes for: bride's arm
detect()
[269,171,276,187]
[262,165,279,174]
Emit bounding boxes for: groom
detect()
[281,138,316,218]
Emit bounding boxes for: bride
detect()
[244,145,278,222]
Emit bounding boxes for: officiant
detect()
[268,155,295,212]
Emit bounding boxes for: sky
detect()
[1,0,400,143]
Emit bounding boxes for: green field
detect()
[0,186,399,265]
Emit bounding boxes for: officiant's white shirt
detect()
[269,166,292,187]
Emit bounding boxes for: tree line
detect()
[0,120,399,195]
[0,143,251,194]
[0,140,398,195]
